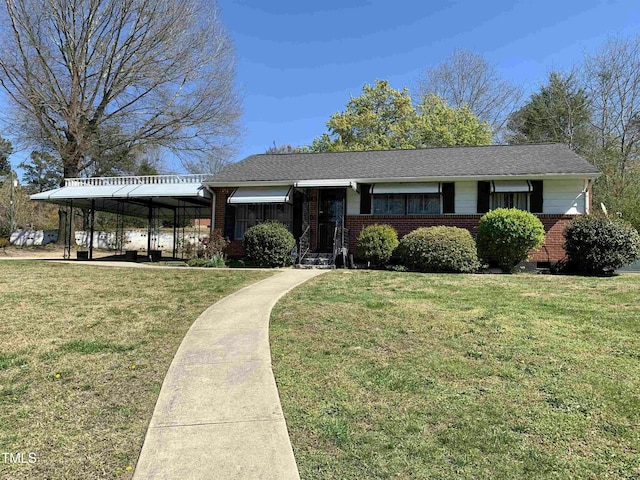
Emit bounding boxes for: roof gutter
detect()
[204,180,295,187]
[204,172,600,188]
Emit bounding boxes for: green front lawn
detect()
[271,271,640,479]
[0,262,272,479]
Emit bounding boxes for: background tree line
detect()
[270,36,640,230]
[505,37,640,229]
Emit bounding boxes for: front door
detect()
[317,188,345,252]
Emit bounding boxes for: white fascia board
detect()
[204,180,295,187]
[351,173,600,183]
[294,179,357,188]
[125,183,209,198]
[204,173,600,188]
[31,188,64,200]
[47,185,129,199]
[207,179,360,191]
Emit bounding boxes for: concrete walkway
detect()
[0,257,275,271]
[133,268,327,480]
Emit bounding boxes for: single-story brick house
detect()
[206,143,599,265]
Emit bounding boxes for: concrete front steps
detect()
[296,252,334,269]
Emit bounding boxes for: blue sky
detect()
[220,0,640,162]
[4,0,639,174]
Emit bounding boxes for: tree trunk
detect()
[56,162,80,247]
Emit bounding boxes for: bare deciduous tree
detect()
[417,49,522,140]
[0,0,242,177]
[584,36,640,179]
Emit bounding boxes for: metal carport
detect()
[31,174,212,260]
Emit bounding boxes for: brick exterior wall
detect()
[345,214,575,263]
[531,215,574,263]
[211,187,575,263]
[211,187,244,258]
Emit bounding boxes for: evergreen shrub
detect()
[476,208,545,272]
[243,221,296,268]
[398,226,480,273]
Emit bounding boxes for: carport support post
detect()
[147,202,153,259]
[63,200,73,259]
[89,199,95,260]
[172,208,178,259]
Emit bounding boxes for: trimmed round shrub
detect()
[398,226,480,273]
[477,208,545,272]
[355,224,399,267]
[563,215,640,275]
[242,221,296,268]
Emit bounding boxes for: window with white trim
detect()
[372,194,405,214]
[490,180,532,212]
[372,193,441,215]
[407,193,440,214]
[491,192,529,210]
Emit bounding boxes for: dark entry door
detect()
[317,188,345,252]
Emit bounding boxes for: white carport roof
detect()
[31,174,212,219]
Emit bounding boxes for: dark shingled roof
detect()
[207,143,599,184]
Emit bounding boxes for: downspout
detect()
[89,199,95,260]
[585,179,592,214]
[203,186,216,233]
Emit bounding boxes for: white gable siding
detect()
[543,179,587,214]
[454,181,477,214]
[345,179,589,215]
[347,187,361,215]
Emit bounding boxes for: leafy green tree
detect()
[310,133,340,153]
[18,151,63,193]
[506,71,591,151]
[310,80,490,152]
[311,80,418,152]
[416,94,492,147]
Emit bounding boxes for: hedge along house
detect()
[205,143,600,266]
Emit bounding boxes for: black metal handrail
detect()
[331,220,348,266]
[298,225,311,264]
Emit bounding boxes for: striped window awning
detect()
[370,183,440,195]
[491,180,532,193]
[227,186,293,204]
[294,179,357,189]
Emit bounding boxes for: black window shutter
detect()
[360,184,372,214]
[530,180,543,213]
[477,181,491,213]
[442,182,455,213]
[224,202,235,240]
